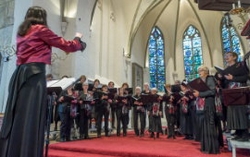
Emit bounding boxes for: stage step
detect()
[48,149,117,157]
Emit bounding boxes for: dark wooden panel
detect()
[196,0,250,11]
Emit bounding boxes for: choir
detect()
[47,53,250,154]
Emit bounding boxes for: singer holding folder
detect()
[0,6,86,157]
[193,65,220,154]
[215,52,249,141]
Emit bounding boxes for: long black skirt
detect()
[0,63,47,157]
[227,105,248,130]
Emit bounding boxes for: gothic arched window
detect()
[221,16,242,62]
[183,25,203,81]
[148,26,165,92]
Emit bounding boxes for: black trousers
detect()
[96,109,109,136]
[133,109,146,135]
[165,108,176,137]
[79,109,90,137]
[58,105,71,140]
[111,107,116,128]
[116,109,129,135]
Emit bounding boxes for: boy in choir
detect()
[132,86,146,137]
[116,87,131,136]
[95,85,111,137]
[147,88,163,139]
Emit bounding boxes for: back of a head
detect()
[18,6,48,36]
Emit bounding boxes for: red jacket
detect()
[16,24,83,65]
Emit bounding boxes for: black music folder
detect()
[214,66,232,75]
[117,95,130,102]
[188,78,210,92]
[63,95,75,102]
[108,88,117,99]
[222,87,250,106]
[140,94,160,104]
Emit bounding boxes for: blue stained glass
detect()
[221,17,242,62]
[183,25,203,82]
[148,26,166,92]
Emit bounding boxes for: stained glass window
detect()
[183,25,203,81]
[221,16,242,62]
[148,26,165,92]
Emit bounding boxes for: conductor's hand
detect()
[75,32,83,38]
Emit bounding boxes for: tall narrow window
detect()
[148,26,165,92]
[183,25,203,81]
[221,16,242,62]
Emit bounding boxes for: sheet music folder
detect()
[188,78,210,92]
[47,77,76,95]
[214,66,231,75]
[222,87,250,106]
[139,94,160,104]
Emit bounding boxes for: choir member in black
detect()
[116,87,130,136]
[58,86,75,142]
[193,65,220,154]
[163,84,176,139]
[215,52,249,141]
[142,82,151,130]
[46,74,60,131]
[108,81,117,129]
[147,88,163,139]
[91,79,101,128]
[132,86,146,137]
[121,83,132,126]
[179,81,195,140]
[95,85,111,137]
[78,82,94,139]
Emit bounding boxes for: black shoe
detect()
[140,133,144,137]
[183,136,189,140]
[167,135,172,139]
[156,133,159,138]
[150,132,154,138]
[84,136,90,139]
[117,133,120,136]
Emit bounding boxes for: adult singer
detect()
[215,52,249,141]
[0,6,86,157]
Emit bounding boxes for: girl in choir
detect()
[116,87,130,136]
[95,85,111,137]
[215,52,249,141]
[147,88,163,139]
[193,65,220,154]
[78,82,94,139]
[132,86,146,137]
[179,81,195,140]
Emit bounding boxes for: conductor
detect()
[0,6,86,157]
